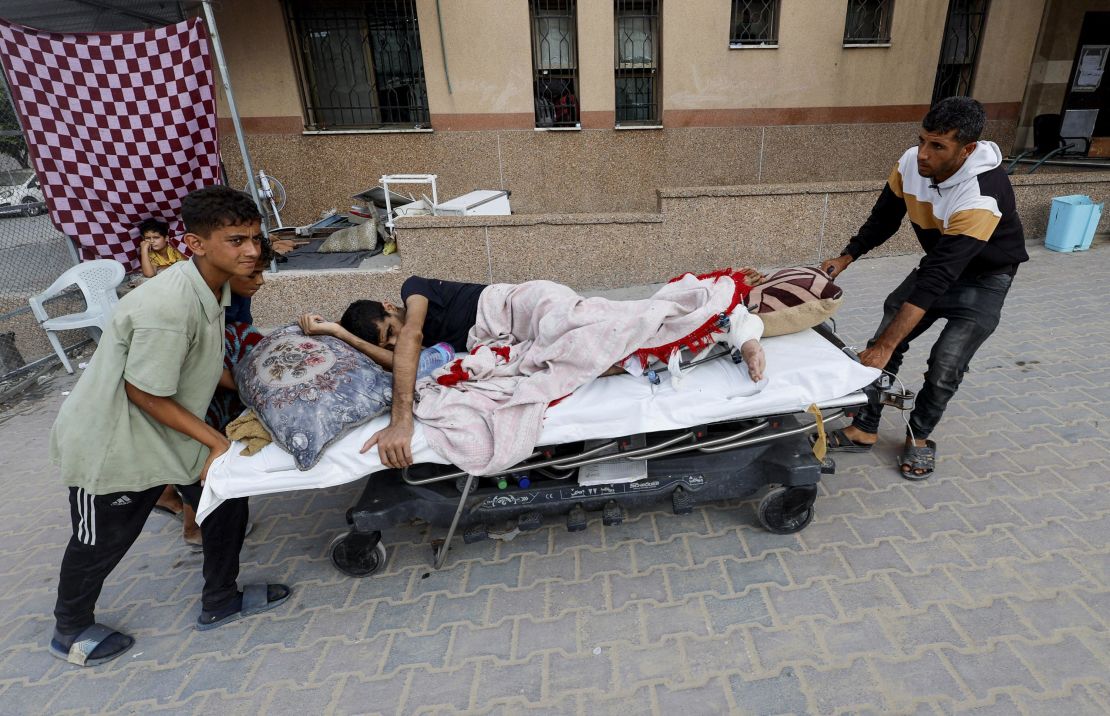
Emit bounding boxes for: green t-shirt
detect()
[49,260,231,494]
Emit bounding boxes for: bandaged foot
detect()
[740,338,765,382]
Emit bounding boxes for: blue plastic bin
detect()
[1044,195,1103,253]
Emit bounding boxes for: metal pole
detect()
[435,0,452,94]
[200,1,266,233]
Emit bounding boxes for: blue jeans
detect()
[852,269,1013,440]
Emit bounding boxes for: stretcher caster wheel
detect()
[757,486,815,535]
[329,531,387,577]
[602,500,624,526]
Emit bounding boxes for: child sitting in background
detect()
[138,218,187,278]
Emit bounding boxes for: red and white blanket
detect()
[413,271,762,475]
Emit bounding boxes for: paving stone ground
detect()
[0,244,1107,715]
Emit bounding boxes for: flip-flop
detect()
[899,439,937,480]
[819,428,876,453]
[152,504,183,521]
[49,624,134,667]
[195,583,291,631]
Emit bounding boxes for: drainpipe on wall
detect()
[200,0,270,253]
[436,0,452,94]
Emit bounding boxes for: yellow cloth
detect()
[149,245,187,268]
[226,409,273,456]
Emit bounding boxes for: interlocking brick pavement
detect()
[0,244,1107,715]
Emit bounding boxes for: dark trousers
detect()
[852,270,1012,441]
[53,482,249,634]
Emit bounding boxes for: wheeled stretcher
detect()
[200,324,905,577]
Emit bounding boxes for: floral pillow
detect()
[235,325,392,470]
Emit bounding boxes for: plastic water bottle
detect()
[416,342,456,379]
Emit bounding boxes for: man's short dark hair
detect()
[180,186,262,238]
[923,96,987,145]
[341,300,389,345]
[137,217,169,236]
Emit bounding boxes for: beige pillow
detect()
[745,266,844,337]
[317,218,378,253]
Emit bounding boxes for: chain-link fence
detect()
[1,80,83,382]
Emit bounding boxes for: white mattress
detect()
[198,329,879,521]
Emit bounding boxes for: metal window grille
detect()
[730,0,779,46]
[843,0,894,44]
[286,0,429,130]
[530,0,580,128]
[615,0,660,126]
[932,0,989,105]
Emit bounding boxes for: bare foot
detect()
[841,425,878,446]
[738,266,766,286]
[155,485,183,515]
[740,339,765,382]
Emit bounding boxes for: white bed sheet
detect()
[199,329,879,521]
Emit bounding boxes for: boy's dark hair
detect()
[340,300,389,345]
[180,185,262,238]
[258,236,274,266]
[137,218,169,236]
[923,96,987,146]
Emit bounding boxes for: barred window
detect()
[730,0,779,47]
[530,0,580,128]
[932,0,989,104]
[286,0,429,130]
[843,0,894,45]
[615,0,660,126]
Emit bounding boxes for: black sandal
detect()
[899,440,936,480]
[821,428,876,453]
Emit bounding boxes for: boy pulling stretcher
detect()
[300,270,766,474]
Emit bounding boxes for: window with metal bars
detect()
[285,0,429,130]
[932,0,989,105]
[729,0,779,47]
[615,0,660,126]
[843,0,894,45]
[530,0,580,128]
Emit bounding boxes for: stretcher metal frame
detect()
[327,323,908,576]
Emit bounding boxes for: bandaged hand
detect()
[740,338,765,382]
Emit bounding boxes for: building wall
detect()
[242,170,1110,330]
[210,0,1044,224]
[1015,0,1110,148]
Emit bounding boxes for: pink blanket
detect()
[413,273,761,474]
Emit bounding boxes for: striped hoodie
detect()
[842,140,1028,310]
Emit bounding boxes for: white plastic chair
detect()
[28,259,125,373]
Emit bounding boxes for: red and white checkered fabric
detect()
[0,18,221,272]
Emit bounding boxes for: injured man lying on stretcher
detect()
[296,270,767,476]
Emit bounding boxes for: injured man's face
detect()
[375,310,406,350]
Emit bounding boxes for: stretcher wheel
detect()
[329,531,387,577]
[757,486,815,535]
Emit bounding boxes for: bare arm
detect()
[298,313,395,370]
[218,367,236,391]
[361,296,429,467]
[124,381,229,481]
[139,241,156,278]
